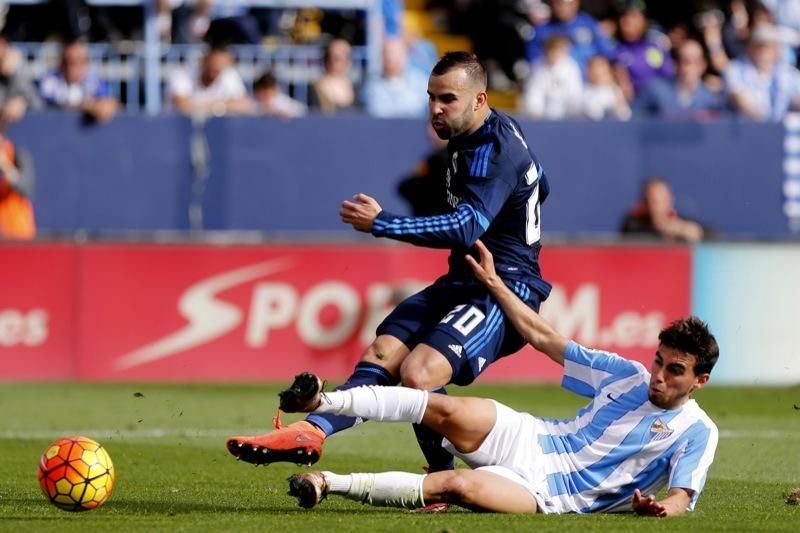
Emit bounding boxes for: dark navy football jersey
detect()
[372,109,551,299]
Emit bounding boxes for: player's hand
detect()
[340,193,382,232]
[632,489,668,517]
[464,240,500,289]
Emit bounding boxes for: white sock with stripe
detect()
[312,385,428,424]
[322,471,425,508]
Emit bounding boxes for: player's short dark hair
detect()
[431,51,487,90]
[658,316,719,375]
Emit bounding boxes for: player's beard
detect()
[431,107,474,140]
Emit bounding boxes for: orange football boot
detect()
[226,415,326,466]
[226,373,327,465]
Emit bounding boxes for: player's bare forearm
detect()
[465,240,566,366]
[633,488,691,517]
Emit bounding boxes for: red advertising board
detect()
[1,243,690,382]
[76,244,450,381]
[0,244,77,380]
[482,245,691,381]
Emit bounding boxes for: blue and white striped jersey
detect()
[372,109,552,299]
[535,341,719,514]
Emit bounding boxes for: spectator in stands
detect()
[0,131,35,240]
[0,34,41,127]
[167,45,251,116]
[38,40,118,123]
[363,37,428,118]
[634,39,725,118]
[724,25,800,121]
[156,0,183,42]
[581,54,631,120]
[714,1,781,67]
[310,38,358,114]
[753,1,800,65]
[173,0,262,45]
[251,71,307,119]
[522,35,583,119]
[762,0,800,43]
[621,177,705,243]
[612,0,674,102]
[694,2,733,75]
[524,0,615,73]
[455,0,532,87]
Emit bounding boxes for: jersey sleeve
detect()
[562,341,643,398]
[371,203,490,248]
[371,145,514,248]
[668,420,719,511]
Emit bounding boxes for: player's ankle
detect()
[303,420,327,438]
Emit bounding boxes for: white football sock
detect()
[313,386,428,424]
[322,471,425,508]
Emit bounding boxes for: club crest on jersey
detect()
[649,419,674,441]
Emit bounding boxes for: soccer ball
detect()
[37,436,115,512]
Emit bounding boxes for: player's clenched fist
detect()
[340,193,382,232]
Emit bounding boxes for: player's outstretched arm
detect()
[632,488,692,518]
[466,240,567,366]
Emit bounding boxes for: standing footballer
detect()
[228,52,552,482]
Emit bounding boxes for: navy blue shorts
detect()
[376,278,544,386]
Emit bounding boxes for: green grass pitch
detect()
[1,382,798,532]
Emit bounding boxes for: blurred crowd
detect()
[0,0,799,123]
[449,0,800,121]
[2,0,799,241]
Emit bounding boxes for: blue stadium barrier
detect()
[8,111,194,232]
[201,115,431,232]
[6,112,791,238]
[527,119,786,237]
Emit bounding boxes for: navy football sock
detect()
[412,387,455,472]
[306,361,395,436]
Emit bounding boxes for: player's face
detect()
[648,344,709,410]
[428,68,483,140]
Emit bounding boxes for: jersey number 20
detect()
[440,304,486,336]
[525,163,541,244]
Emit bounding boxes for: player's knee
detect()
[399,365,434,390]
[399,354,451,390]
[423,394,459,425]
[437,470,478,504]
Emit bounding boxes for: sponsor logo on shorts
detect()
[478,357,487,372]
[448,344,463,358]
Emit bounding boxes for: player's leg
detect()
[225,335,404,465]
[287,468,537,513]
[303,335,404,437]
[400,287,507,475]
[226,285,445,465]
[282,376,498,454]
[302,283,445,438]
[395,343,457,474]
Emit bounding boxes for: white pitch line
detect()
[0,428,797,440]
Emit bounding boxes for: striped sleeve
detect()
[562,341,642,398]
[668,420,719,510]
[371,203,489,248]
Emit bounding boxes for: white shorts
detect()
[441,400,558,514]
